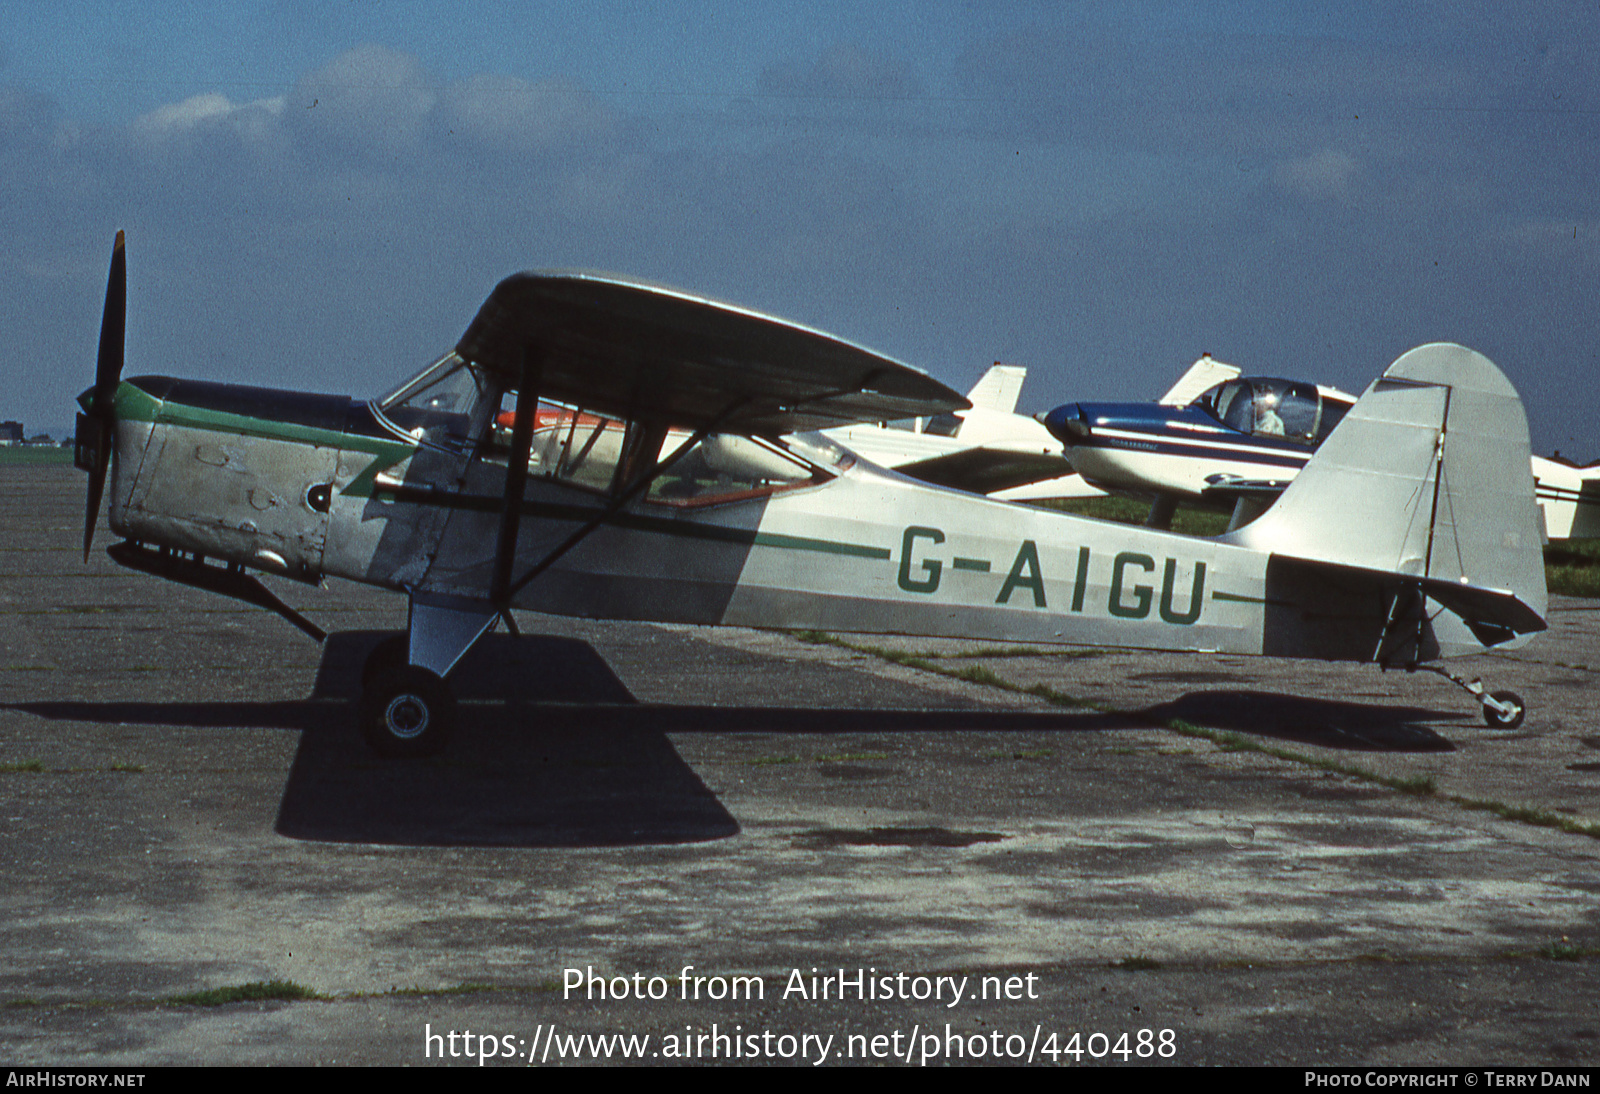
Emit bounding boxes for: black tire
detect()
[1483,690,1526,730]
[360,634,410,693]
[361,666,455,757]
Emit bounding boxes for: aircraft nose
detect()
[1041,403,1091,444]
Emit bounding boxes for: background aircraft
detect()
[77,235,1547,756]
[1044,357,1600,538]
[821,363,1102,501]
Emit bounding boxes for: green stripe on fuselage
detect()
[115,379,413,497]
[373,482,890,560]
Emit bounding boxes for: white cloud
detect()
[289,44,437,158]
[758,43,922,100]
[437,75,614,152]
[1271,149,1360,202]
[132,92,285,141]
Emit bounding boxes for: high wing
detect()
[456,271,968,435]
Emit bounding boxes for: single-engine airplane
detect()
[1044,357,1600,537]
[77,233,1547,756]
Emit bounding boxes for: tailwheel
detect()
[1413,664,1529,732]
[1482,690,1526,731]
[361,665,456,757]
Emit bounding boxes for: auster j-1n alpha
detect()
[76,233,1547,755]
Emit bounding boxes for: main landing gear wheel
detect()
[1482,690,1526,731]
[360,634,409,693]
[361,665,456,757]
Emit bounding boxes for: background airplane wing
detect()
[892,447,1076,495]
[456,271,968,434]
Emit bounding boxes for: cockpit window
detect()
[1202,377,1326,445]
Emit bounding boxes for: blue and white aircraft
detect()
[1043,357,1600,539]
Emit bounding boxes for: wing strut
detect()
[490,345,546,631]
[504,396,750,602]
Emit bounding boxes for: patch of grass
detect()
[109,761,145,773]
[390,982,500,997]
[0,760,46,774]
[983,748,1055,761]
[1539,940,1588,962]
[1546,540,1600,569]
[0,447,74,465]
[164,980,323,1007]
[814,751,891,763]
[1040,496,1230,537]
[1112,955,1162,971]
[938,646,1106,661]
[1547,563,1600,599]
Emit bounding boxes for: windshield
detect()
[373,352,498,455]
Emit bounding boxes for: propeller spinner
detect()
[78,230,126,561]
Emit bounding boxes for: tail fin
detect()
[965,363,1027,413]
[1225,343,1546,657]
[1158,354,1240,406]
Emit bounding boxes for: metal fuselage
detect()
[98,369,1382,663]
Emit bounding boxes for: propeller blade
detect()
[84,231,126,561]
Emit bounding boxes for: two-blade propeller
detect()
[82,231,126,561]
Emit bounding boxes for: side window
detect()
[487,395,829,505]
[493,396,630,493]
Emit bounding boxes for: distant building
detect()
[0,422,22,445]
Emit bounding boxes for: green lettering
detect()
[897,526,944,593]
[1108,552,1154,618]
[997,540,1046,607]
[1071,545,1090,613]
[1159,558,1206,624]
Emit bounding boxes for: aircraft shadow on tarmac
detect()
[1139,691,1465,753]
[5,631,1467,846]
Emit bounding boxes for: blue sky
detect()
[4,2,1596,456]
